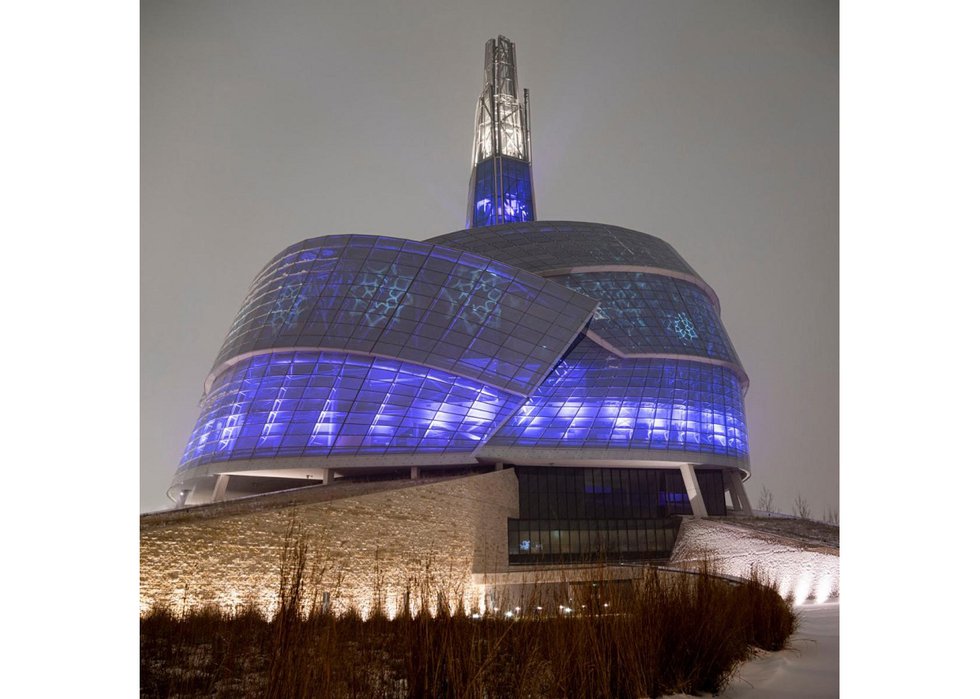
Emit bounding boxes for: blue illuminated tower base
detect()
[469,156,535,227]
[466,36,536,228]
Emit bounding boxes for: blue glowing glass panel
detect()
[489,339,749,461]
[179,351,526,472]
[470,157,535,227]
[212,236,596,395]
[550,272,741,363]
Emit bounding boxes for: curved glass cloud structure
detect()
[485,339,748,462]
[171,222,751,508]
[549,272,738,362]
[169,39,751,526]
[181,350,528,470]
[207,235,596,395]
[428,222,749,476]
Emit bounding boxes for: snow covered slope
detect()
[670,518,840,603]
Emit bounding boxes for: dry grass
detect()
[141,532,797,698]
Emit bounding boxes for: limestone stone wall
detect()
[140,470,519,618]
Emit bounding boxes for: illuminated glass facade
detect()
[180,351,526,471]
[172,222,751,502]
[170,37,752,523]
[211,235,596,396]
[470,157,535,227]
[551,272,740,361]
[488,338,748,461]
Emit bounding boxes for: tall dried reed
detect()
[141,531,797,698]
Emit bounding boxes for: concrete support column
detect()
[410,466,420,480]
[185,477,215,506]
[494,462,504,471]
[726,470,754,516]
[722,470,740,512]
[323,468,334,485]
[679,463,708,518]
[724,469,745,513]
[211,474,230,503]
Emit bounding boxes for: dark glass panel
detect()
[695,469,727,516]
[508,466,728,564]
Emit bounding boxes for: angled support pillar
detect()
[679,464,709,518]
[323,468,334,485]
[211,474,230,503]
[724,470,754,516]
[184,476,217,506]
[411,466,420,480]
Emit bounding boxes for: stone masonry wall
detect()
[140,470,519,618]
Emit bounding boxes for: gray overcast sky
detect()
[141,0,838,515]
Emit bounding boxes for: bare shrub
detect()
[757,485,775,514]
[793,493,811,520]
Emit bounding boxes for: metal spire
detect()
[466,35,536,228]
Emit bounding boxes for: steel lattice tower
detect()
[466,36,536,228]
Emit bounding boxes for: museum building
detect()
[167,35,753,566]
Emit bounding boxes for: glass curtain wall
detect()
[507,466,703,564]
[470,157,535,227]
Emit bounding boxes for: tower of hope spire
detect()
[466,35,536,228]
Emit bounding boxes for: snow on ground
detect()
[663,519,839,697]
[722,602,839,698]
[666,602,839,699]
[670,518,839,603]
[723,515,839,549]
